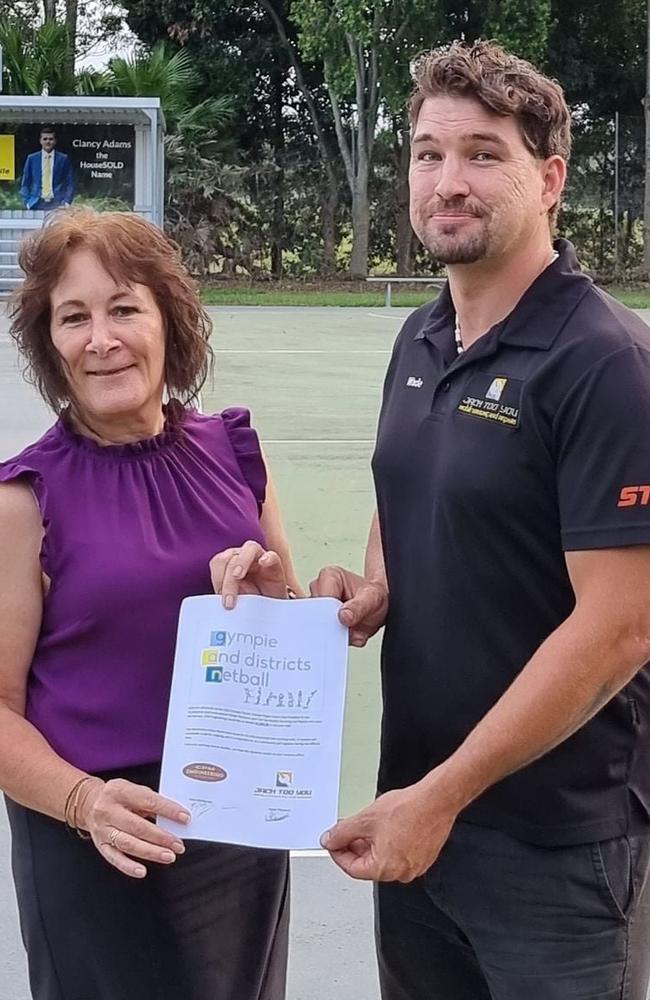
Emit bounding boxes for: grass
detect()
[607,287,650,309]
[201,283,650,309]
[200,287,437,307]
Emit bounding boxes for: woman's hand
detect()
[210,540,289,609]
[76,777,189,879]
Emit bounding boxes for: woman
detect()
[0,208,300,1000]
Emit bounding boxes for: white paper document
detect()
[158,595,349,850]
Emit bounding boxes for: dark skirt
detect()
[5,764,289,1000]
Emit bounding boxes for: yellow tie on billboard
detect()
[42,153,53,199]
[0,136,15,181]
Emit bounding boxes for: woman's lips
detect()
[88,364,135,377]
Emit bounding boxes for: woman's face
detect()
[49,248,166,427]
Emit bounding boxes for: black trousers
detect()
[376,819,650,1000]
[6,764,289,1000]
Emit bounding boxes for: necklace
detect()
[454,250,560,357]
[454,314,464,356]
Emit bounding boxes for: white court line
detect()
[262,439,374,445]
[216,349,391,355]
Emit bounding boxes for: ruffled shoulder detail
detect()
[0,457,48,514]
[221,407,267,510]
[0,457,51,570]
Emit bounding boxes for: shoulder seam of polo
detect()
[550,342,650,440]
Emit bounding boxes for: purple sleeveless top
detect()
[0,407,267,772]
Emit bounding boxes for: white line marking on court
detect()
[262,439,374,445]
[290,849,328,859]
[367,312,408,321]
[217,349,391,354]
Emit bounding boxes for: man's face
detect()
[40,132,56,152]
[409,95,557,265]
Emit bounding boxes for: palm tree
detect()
[75,41,233,135]
[0,16,75,95]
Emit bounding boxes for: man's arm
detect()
[19,155,34,206]
[322,544,650,881]
[364,511,387,586]
[62,154,74,204]
[310,510,388,646]
[432,546,650,803]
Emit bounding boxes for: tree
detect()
[545,0,646,274]
[292,0,384,278]
[257,0,342,275]
[645,0,650,275]
[0,16,74,94]
[379,2,447,275]
[292,0,448,278]
[482,0,551,65]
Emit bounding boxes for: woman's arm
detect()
[259,468,304,596]
[0,479,84,819]
[211,458,305,603]
[0,481,189,878]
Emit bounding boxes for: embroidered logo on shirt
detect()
[406,376,423,388]
[457,372,523,429]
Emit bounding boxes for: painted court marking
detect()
[367,311,410,321]
[216,349,392,355]
[262,439,374,445]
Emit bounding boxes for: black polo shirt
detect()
[372,239,650,845]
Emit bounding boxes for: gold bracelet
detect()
[72,776,99,838]
[63,775,97,836]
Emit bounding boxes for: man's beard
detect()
[414,201,492,264]
[419,222,491,264]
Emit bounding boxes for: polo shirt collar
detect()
[414,239,592,352]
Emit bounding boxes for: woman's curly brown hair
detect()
[410,39,571,162]
[9,208,214,413]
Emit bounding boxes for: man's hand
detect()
[310,566,388,647]
[210,540,288,608]
[320,771,459,882]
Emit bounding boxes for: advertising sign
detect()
[0,122,135,212]
[0,135,15,181]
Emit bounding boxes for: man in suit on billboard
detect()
[19,127,74,211]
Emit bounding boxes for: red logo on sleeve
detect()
[617,486,650,507]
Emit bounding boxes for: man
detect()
[308,41,650,998]
[20,127,74,211]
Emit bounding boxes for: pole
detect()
[643,0,650,275]
[614,111,620,277]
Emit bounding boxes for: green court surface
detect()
[201,306,409,818]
